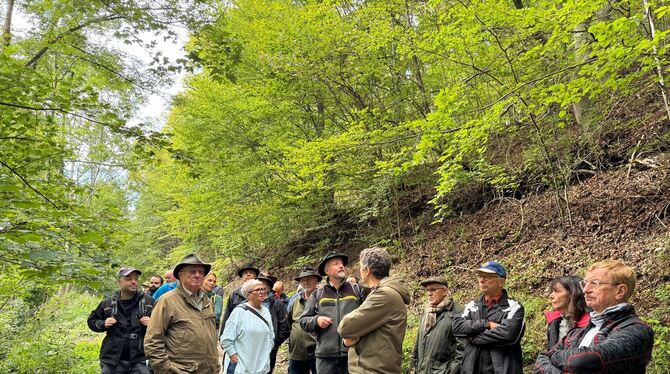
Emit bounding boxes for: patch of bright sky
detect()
[9,4,188,131]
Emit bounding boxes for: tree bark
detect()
[2,0,15,48]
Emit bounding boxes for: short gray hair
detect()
[241,279,264,296]
[359,247,391,279]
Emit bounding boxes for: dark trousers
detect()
[316,357,348,374]
[101,361,149,374]
[288,358,317,374]
[226,362,237,374]
[270,347,278,373]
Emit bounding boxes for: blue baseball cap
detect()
[475,261,507,278]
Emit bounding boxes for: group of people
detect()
[87,248,655,374]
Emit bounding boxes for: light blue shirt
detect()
[152,281,178,300]
[221,303,274,374]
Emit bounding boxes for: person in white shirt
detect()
[221,279,275,374]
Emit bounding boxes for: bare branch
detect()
[0,160,61,209]
[24,14,126,68]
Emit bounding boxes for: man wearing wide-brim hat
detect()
[288,267,322,374]
[221,263,260,334]
[452,261,525,374]
[300,251,365,374]
[410,277,465,374]
[144,254,221,374]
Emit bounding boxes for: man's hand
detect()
[487,321,500,329]
[316,316,333,329]
[139,316,150,326]
[343,337,359,347]
[104,317,117,328]
[230,353,239,363]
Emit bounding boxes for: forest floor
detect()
[259,149,670,372]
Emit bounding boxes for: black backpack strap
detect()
[110,294,119,318]
[138,292,146,317]
[240,304,271,330]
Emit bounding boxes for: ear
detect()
[615,284,628,302]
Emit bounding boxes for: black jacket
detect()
[264,293,290,349]
[452,291,525,374]
[299,281,364,358]
[222,286,246,333]
[87,291,154,365]
[534,304,654,373]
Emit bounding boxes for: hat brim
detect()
[474,268,504,278]
[174,263,212,280]
[420,279,448,288]
[257,276,274,289]
[118,269,142,279]
[294,273,323,282]
[318,255,349,276]
[237,267,260,278]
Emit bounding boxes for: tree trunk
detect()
[2,0,15,49]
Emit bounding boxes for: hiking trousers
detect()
[316,357,348,374]
[101,361,149,374]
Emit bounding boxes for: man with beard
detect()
[148,274,163,297]
[88,267,155,374]
[300,252,365,374]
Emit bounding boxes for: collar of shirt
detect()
[484,294,502,308]
[182,287,205,309]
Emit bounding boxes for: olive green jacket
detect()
[288,293,317,360]
[411,302,465,374]
[144,284,221,374]
[338,277,410,374]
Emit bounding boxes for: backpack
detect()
[110,292,153,318]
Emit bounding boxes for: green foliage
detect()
[0,291,102,373]
[646,282,670,374]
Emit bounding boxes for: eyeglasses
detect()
[476,274,501,281]
[580,279,620,290]
[251,288,267,293]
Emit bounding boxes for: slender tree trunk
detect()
[643,0,670,121]
[512,0,524,10]
[2,0,15,49]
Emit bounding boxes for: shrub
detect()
[0,291,102,373]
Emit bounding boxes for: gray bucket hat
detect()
[173,254,212,280]
[294,266,323,282]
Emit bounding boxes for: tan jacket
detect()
[144,284,221,374]
[338,277,411,374]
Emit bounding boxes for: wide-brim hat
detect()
[317,251,348,276]
[295,266,323,282]
[257,273,275,289]
[173,254,212,281]
[237,264,260,278]
[420,277,449,288]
